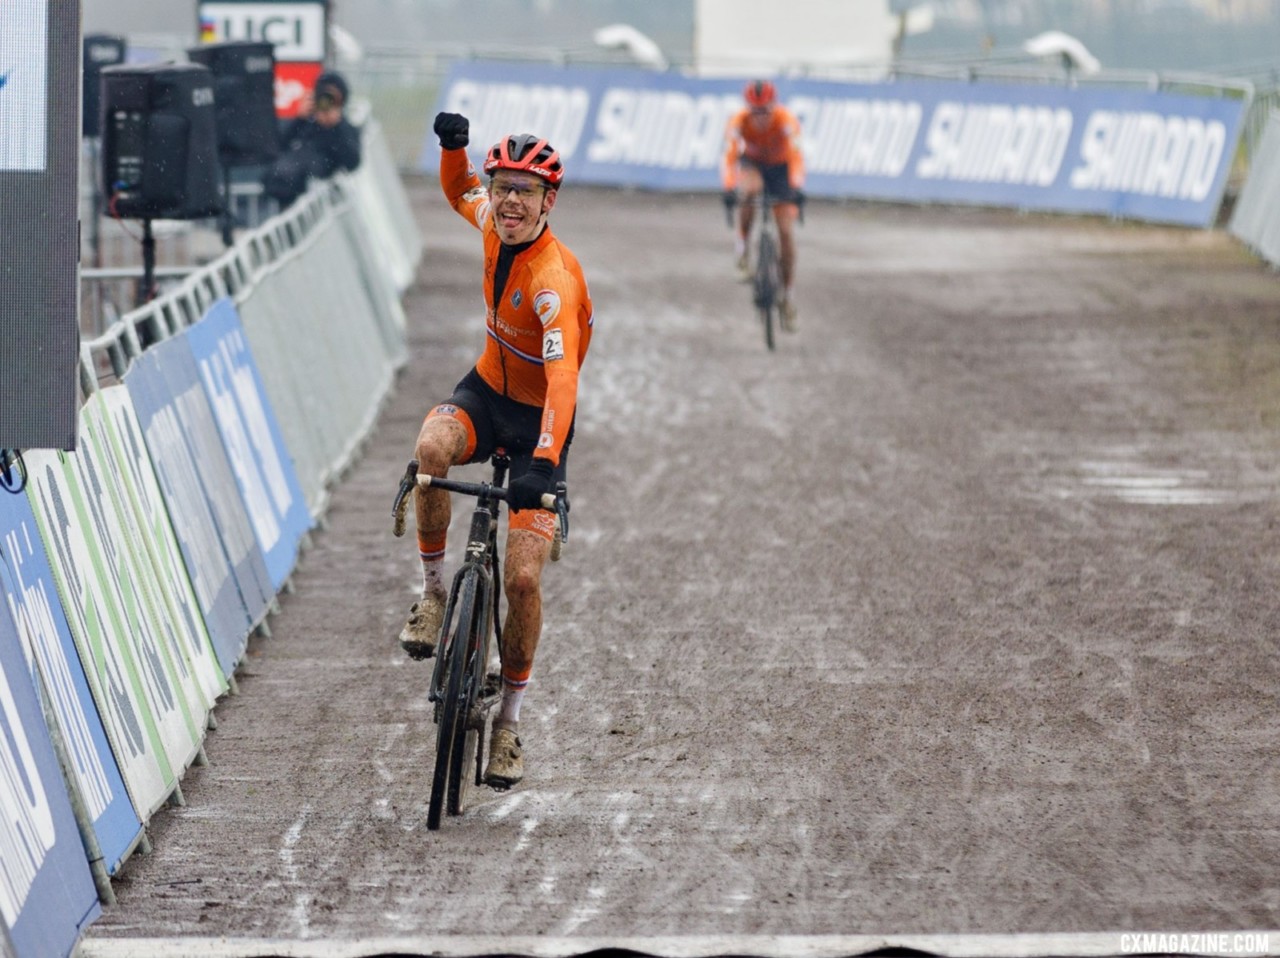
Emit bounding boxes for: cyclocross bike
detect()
[391,454,567,830]
[727,190,803,351]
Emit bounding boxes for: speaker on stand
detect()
[83,34,127,269]
[186,41,280,246]
[98,61,223,304]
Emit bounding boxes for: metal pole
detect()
[138,218,156,306]
[30,659,116,905]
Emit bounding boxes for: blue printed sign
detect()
[185,297,312,590]
[428,62,1247,227]
[0,579,101,958]
[124,337,275,676]
[0,491,142,876]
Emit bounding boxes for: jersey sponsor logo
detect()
[537,432,554,449]
[533,289,561,326]
[542,329,564,362]
[463,186,486,203]
[432,403,460,418]
[511,289,523,309]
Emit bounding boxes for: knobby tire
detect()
[427,576,476,830]
[447,578,490,816]
[756,230,779,352]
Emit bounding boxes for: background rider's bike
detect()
[391,455,567,830]
[726,189,803,352]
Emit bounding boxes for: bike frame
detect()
[391,454,567,828]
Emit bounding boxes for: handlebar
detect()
[416,474,558,512]
[391,459,569,551]
[722,190,804,225]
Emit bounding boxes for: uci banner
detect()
[427,62,1247,228]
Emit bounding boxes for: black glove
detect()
[508,458,555,513]
[722,189,738,211]
[791,188,806,208]
[433,112,470,150]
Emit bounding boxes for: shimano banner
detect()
[427,63,1246,227]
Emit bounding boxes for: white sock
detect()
[498,684,526,728]
[733,235,745,258]
[421,559,444,598]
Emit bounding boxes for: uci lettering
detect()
[213,15,303,47]
[199,3,327,60]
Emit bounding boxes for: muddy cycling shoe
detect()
[735,252,751,283]
[398,595,445,660]
[484,726,524,788]
[780,299,798,332]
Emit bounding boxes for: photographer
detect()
[263,71,362,209]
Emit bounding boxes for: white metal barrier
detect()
[80,119,420,519]
[1229,110,1280,268]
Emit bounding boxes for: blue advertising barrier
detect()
[184,298,313,592]
[428,63,1247,227]
[0,586,101,958]
[124,338,275,678]
[0,493,142,876]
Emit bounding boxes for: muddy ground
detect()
[78,178,1280,955]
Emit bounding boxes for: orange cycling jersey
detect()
[721,104,805,192]
[440,148,594,467]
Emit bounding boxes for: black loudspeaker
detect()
[99,62,224,220]
[83,34,127,137]
[186,41,280,166]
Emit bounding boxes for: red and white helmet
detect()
[483,133,564,186]
[744,79,777,108]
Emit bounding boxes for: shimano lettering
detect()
[588,88,737,169]
[917,101,1071,185]
[444,80,589,158]
[791,95,920,177]
[1071,111,1225,201]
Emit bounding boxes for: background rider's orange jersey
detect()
[440,148,594,467]
[721,105,805,192]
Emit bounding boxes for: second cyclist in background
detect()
[721,79,806,332]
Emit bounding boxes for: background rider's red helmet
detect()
[744,79,778,109]
[483,133,565,186]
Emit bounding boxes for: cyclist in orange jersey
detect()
[400,111,594,788]
[722,78,806,331]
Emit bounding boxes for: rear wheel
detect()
[427,576,477,830]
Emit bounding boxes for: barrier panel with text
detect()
[0,595,101,958]
[184,298,313,592]
[123,338,275,677]
[428,62,1246,227]
[0,492,143,876]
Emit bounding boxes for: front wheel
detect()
[428,576,478,830]
[755,231,780,351]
